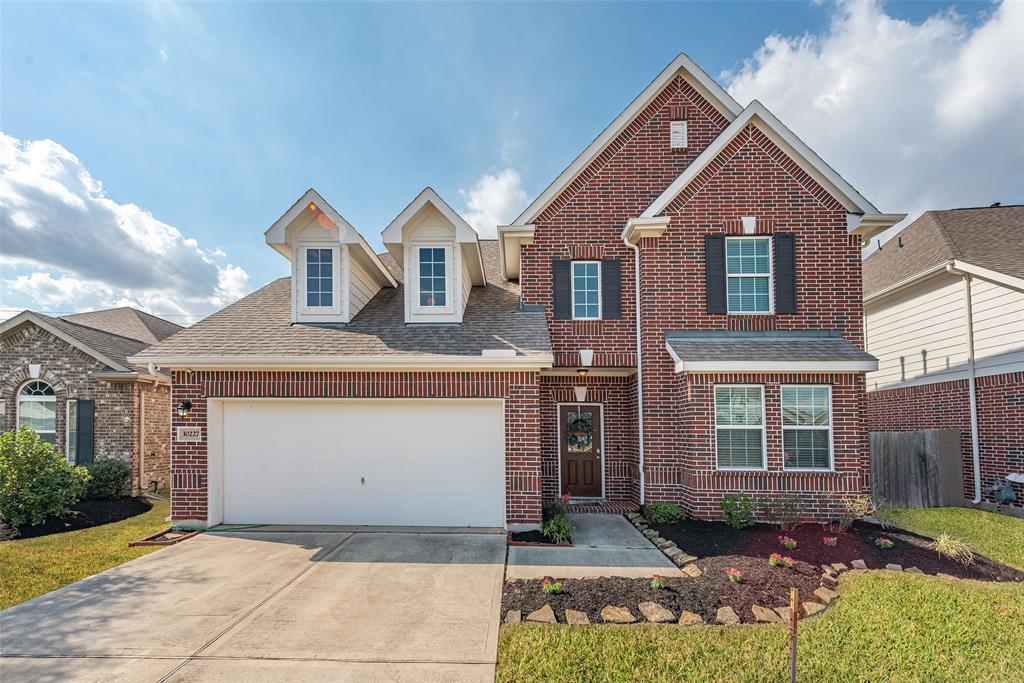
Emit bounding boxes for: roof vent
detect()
[670,120,688,149]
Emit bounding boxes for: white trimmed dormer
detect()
[265,189,398,324]
[381,188,486,324]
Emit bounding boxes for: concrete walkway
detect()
[0,530,505,682]
[506,514,682,579]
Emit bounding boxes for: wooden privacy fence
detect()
[870,429,965,508]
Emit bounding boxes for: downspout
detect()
[947,263,982,504]
[623,237,646,506]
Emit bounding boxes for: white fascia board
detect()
[265,188,397,288]
[622,216,670,245]
[93,371,169,385]
[0,312,132,372]
[863,262,952,305]
[497,224,536,280]
[643,101,881,218]
[952,260,1024,293]
[512,53,742,227]
[673,359,879,373]
[848,213,907,243]
[127,353,555,372]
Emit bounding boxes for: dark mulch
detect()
[0,497,153,541]
[508,530,571,546]
[653,519,1024,583]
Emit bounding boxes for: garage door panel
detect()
[220,400,505,527]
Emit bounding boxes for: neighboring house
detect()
[863,205,1024,505]
[134,53,902,529]
[0,307,182,492]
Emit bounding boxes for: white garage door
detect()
[219,400,505,527]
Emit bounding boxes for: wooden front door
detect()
[559,404,603,498]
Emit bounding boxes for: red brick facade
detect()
[170,370,541,524]
[521,77,871,520]
[866,372,1024,505]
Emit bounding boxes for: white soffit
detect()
[497,224,535,280]
[512,53,743,227]
[642,101,883,219]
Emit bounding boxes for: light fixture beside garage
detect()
[177,399,193,418]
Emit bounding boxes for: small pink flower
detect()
[875,537,894,549]
[823,536,838,547]
[725,567,743,583]
[778,535,798,550]
[769,552,794,568]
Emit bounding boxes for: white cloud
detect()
[724,0,1024,249]
[459,168,528,239]
[159,47,168,64]
[0,133,249,324]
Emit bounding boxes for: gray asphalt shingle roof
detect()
[60,307,183,345]
[863,205,1024,297]
[136,241,551,360]
[33,314,155,371]
[665,330,876,364]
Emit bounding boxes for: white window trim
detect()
[713,384,767,471]
[412,243,454,314]
[66,399,78,465]
[725,235,774,315]
[781,384,834,472]
[571,260,602,321]
[16,380,57,443]
[298,243,342,315]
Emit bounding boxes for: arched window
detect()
[18,380,56,444]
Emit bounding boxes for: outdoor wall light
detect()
[177,399,193,418]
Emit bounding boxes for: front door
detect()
[559,404,603,498]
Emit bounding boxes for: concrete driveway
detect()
[0,530,506,682]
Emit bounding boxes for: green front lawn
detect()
[499,571,1024,682]
[0,499,170,610]
[883,506,1024,569]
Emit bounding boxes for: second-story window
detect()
[572,261,601,320]
[305,248,334,307]
[726,236,772,314]
[418,247,447,308]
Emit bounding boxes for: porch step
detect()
[566,500,640,514]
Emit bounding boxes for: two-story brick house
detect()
[135,54,902,528]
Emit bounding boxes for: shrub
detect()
[725,567,743,583]
[542,514,574,544]
[760,496,805,532]
[768,552,794,568]
[542,493,571,522]
[875,537,894,550]
[826,494,885,533]
[778,535,798,550]
[928,532,974,566]
[541,578,563,595]
[650,574,666,590]
[85,458,131,499]
[0,426,91,526]
[720,494,756,529]
[642,501,684,524]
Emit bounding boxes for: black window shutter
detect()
[601,259,622,320]
[76,400,95,465]
[774,233,797,314]
[552,260,571,320]
[705,234,727,314]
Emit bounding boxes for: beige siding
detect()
[348,250,381,318]
[866,272,1024,390]
[461,246,472,314]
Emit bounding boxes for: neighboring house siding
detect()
[866,371,1024,505]
[170,370,542,524]
[865,274,1024,391]
[0,324,133,464]
[521,75,730,367]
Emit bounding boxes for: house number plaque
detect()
[176,426,202,443]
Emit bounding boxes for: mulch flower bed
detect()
[508,530,571,546]
[0,497,153,541]
[653,519,1024,583]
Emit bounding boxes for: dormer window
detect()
[417,246,449,309]
[298,244,341,315]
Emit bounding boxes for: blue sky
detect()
[2,1,1021,322]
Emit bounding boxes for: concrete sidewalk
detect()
[506,514,681,579]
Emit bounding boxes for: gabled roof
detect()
[60,307,182,345]
[0,310,155,375]
[642,100,887,220]
[512,53,743,226]
[131,241,551,369]
[264,188,398,288]
[863,205,1024,299]
[381,187,486,286]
